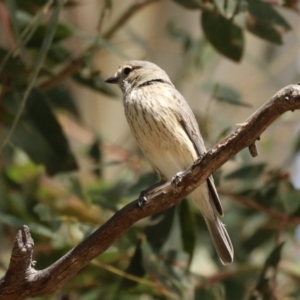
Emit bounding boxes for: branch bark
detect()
[1,84,300,299]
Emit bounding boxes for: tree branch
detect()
[1,84,300,299]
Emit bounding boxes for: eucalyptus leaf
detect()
[2,90,78,175]
[171,0,202,9]
[201,11,244,62]
[246,0,291,45]
[204,83,251,107]
[179,200,196,265]
[225,163,266,180]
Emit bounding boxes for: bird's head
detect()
[105,60,172,93]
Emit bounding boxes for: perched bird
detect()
[105,60,233,264]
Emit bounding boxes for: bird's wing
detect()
[174,90,224,216]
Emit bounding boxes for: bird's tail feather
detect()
[190,184,233,264]
[204,216,233,265]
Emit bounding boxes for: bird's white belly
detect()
[126,99,197,180]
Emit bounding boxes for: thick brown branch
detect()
[1,84,300,299]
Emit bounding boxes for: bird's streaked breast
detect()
[124,85,198,179]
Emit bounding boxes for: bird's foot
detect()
[171,171,184,190]
[138,190,149,211]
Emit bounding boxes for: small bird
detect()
[105,60,233,264]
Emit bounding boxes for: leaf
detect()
[246,0,291,45]
[2,90,78,175]
[179,200,196,265]
[242,220,274,252]
[204,83,251,107]
[27,22,73,48]
[120,241,145,289]
[46,86,80,118]
[171,0,202,9]
[264,242,284,268]
[144,206,176,252]
[195,285,225,300]
[291,134,300,156]
[201,11,244,62]
[141,241,191,298]
[225,163,266,180]
[15,10,73,48]
[88,138,102,178]
[126,172,158,197]
[0,212,55,237]
[279,182,300,214]
[0,47,29,77]
[249,243,284,300]
[16,0,78,13]
[46,44,72,65]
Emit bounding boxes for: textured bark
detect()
[1,84,300,299]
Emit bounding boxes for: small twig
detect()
[248,143,259,157]
[91,259,161,290]
[219,189,300,225]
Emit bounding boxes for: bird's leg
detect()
[171,171,185,190]
[138,180,166,209]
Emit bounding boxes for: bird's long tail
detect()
[204,216,233,264]
[191,184,233,265]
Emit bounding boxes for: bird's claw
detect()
[138,191,148,211]
[171,171,184,190]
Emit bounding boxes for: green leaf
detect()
[204,83,251,107]
[16,0,78,14]
[264,242,284,268]
[201,11,244,62]
[0,47,29,77]
[179,200,196,265]
[46,44,72,65]
[225,163,266,180]
[246,0,291,45]
[144,206,176,252]
[0,212,55,237]
[126,172,158,197]
[291,134,300,156]
[249,243,284,300]
[88,138,102,178]
[171,0,202,9]
[141,241,190,298]
[2,90,78,175]
[120,241,145,289]
[195,284,225,300]
[242,221,274,252]
[279,182,300,214]
[46,86,80,118]
[27,22,73,48]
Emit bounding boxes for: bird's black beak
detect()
[105,75,119,84]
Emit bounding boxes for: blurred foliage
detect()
[0,0,300,300]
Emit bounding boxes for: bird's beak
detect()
[105,75,119,84]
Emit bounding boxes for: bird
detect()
[105,60,233,264]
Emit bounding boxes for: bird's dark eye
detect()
[123,67,132,76]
